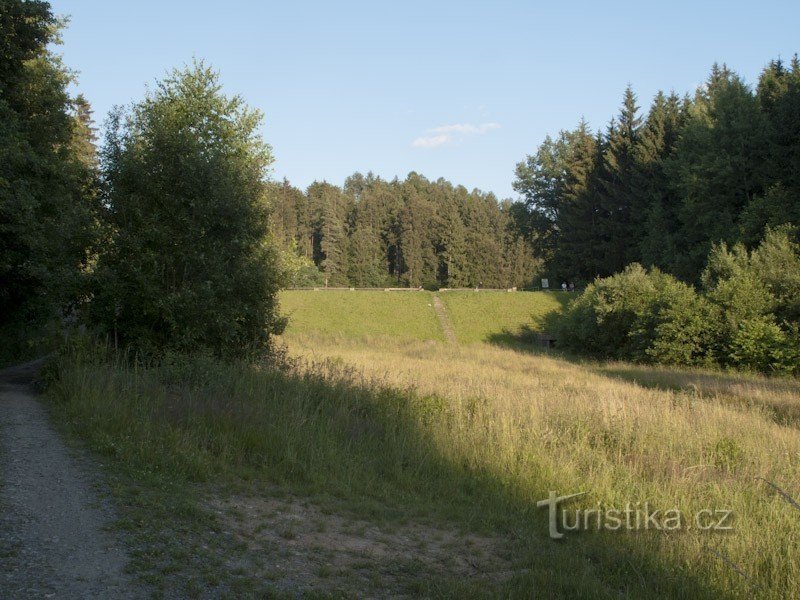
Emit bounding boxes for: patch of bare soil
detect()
[210,494,521,597]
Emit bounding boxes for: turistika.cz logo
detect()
[536,491,734,540]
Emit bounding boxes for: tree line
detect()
[1,1,99,332]
[2,0,797,363]
[268,56,799,290]
[513,59,800,284]
[266,174,539,289]
[1,1,281,358]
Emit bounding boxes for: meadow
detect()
[280,290,445,342]
[279,289,569,345]
[436,290,569,344]
[48,290,800,598]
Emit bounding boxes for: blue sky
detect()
[53,0,799,199]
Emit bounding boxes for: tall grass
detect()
[49,334,800,598]
[286,333,800,598]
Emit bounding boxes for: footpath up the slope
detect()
[432,295,457,345]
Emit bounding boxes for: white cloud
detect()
[411,122,500,148]
[429,122,500,135]
[411,134,451,148]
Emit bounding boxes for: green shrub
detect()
[646,296,718,367]
[555,264,713,366]
[749,226,800,324]
[728,317,800,375]
[277,243,325,288]
[702,230,800,373]
[556,229,800,375]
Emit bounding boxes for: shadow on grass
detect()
[487,314,800,430]
[484,310,572,357]
[596,363,800,428]
[51,351,737,599]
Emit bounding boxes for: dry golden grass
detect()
[594,361,800,426]
[283,331,800,599]
[52,320,800,596]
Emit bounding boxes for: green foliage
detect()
[645,294,717,367]
[636,92,688,270]
[0,1,99,328]
[557,228,800,374]
[595,86,644,273]
[728,316,800,374]
[705,268,774,338]
[555,264,713,365]
[748,225,800,323]
[514,120,601,282]
[269,172,539,289]
[668,65,772,280]
[277,240,325,288]
[512,133,566,265]
[91,62,281,358]
[0,0,53,85]
[740,184,800,245]
[347,223,389,287]
[701,228,800,373]
[513,55,800,285]
[308,181,353,286]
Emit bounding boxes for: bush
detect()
[749,226,800,324]
[555,264,714,366]
[554,229,800,375]
[704,269,776,360]
[728,317,800,375]
[702,231,800,372]
[645,296,717,367]
[277,244,325,288]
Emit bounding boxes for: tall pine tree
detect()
[668,64,772,280]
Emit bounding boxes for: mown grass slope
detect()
[280,289,569,346]
[438,290,570,344]
[279,290,443,342]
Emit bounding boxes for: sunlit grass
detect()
[593,361,800,426]
[278,289,569,346]
[282,331,800,598]
[279,290,443,341]
[437,290,568,344]
[50,327,800,598]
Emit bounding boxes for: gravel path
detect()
[0,360,144,599]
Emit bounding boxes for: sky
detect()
[52,0,800,199]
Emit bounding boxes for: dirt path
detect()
[432,294,457,345]
[0,360,144,598]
